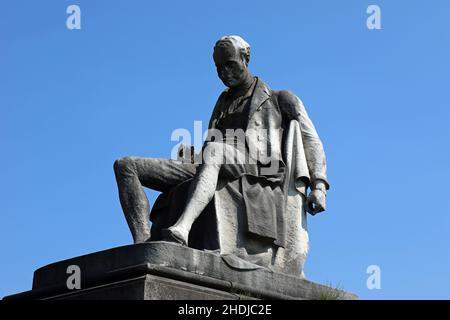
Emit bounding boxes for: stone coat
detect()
[207,77,329,189]
[204,77,329,245]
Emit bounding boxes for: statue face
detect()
[213,44,248,88]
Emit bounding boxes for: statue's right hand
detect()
[306,189,326,215]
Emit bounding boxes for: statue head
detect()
[213,35,251,88]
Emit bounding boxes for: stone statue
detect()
[113,35,329,277]
[4,36,357,301]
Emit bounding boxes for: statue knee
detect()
[113,156,136,177]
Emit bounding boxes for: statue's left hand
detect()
[306,189,326,215]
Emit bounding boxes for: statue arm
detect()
[277,90,329,192]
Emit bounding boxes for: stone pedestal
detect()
[3,242,357,300]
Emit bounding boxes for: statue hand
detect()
[306,189,326,215]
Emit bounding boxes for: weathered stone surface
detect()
[24,275,246,300]
[3,242,357,300]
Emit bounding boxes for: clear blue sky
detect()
[1,0,449,299]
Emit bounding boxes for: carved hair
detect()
[214,35,251,65]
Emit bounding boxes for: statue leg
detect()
[114,157,196,243]
[167,142,237,245]
[166,162,220,244]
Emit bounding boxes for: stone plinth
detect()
[3,242,357,300]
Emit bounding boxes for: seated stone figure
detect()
[114,35,329,277]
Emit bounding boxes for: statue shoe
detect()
[161,227,188,246]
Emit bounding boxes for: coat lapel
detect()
[247,77,272,123]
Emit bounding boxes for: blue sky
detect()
[1,0,449,299]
